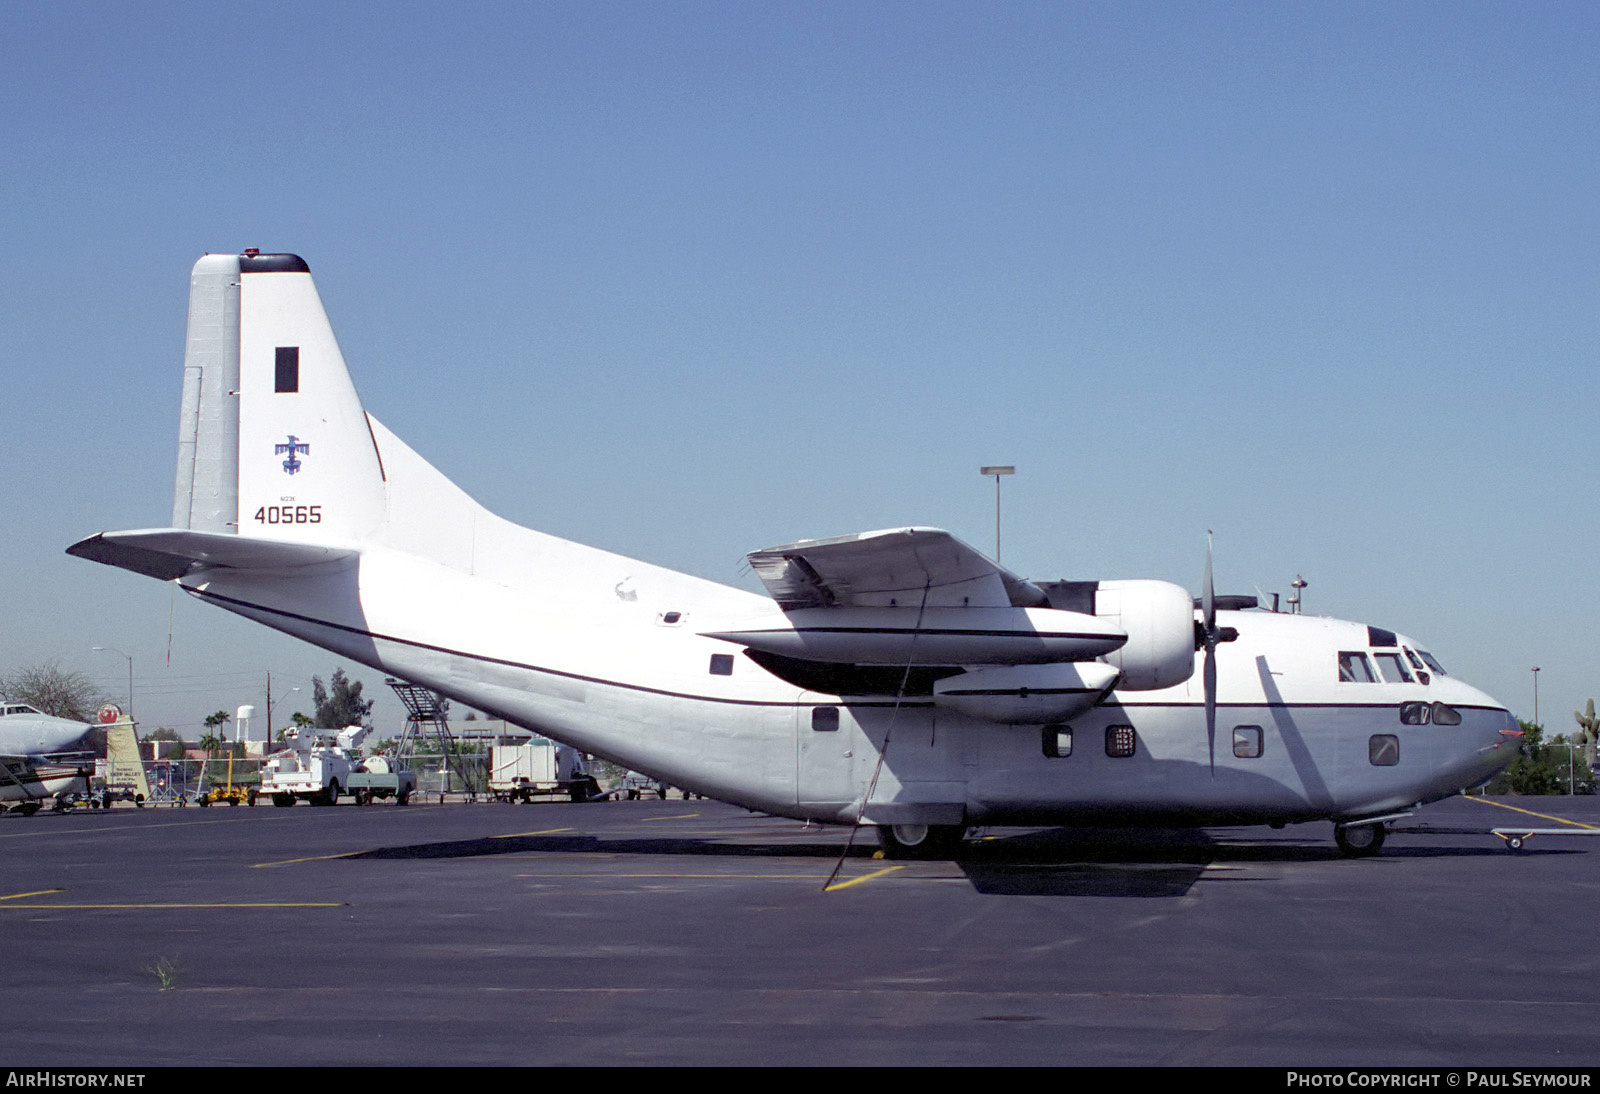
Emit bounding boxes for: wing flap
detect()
[746,527,1046,610]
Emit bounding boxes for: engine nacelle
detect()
[1090,579,1196,691]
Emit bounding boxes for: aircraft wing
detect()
[67,529,356,581]
[746,527,1047,610]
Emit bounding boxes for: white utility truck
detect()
[261,726,416,806]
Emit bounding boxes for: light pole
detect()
[266,674,301,750]
[1532,666,1541,729]
[92,646,133,721]
[979,465,1014,561]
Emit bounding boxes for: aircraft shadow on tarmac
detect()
[344,824,1529,898]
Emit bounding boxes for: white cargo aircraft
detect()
[69,253,1520,856]
[0,704,93,814]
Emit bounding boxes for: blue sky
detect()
[4,2,1597,736]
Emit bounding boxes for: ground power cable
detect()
[822,579,932,891]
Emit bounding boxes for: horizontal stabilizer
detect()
[67,529,356,581]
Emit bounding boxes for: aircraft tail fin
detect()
[172,253,386,545]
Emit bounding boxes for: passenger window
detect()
[1042,724,1072,758]
[708,654,734,676]
[1369,735,1400,766]
[811,708,840,732]
[1338,652,1377,683]
[1374,653,1413,684]
[1233,725,1263,759]
[1105,725,1136,758]
[1399,702,1431,725]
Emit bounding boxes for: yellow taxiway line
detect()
[0,900,342,909]
[1466,796,1600,829]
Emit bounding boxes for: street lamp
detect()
[92,646,133,721]
[979,465,1015,562]
[1532,666,1541,729]
[266,674,301,749]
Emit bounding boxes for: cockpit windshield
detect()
[1416,650,1447,676]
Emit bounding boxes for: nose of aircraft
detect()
[1449,678,1521,781]
[44,719,97,754]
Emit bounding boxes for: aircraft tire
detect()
[877,823,967,860]
[1334,822,1386,857]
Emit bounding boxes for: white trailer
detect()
[490,740,598,803]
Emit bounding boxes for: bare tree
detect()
[0,662,106,722]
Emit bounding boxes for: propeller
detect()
[1202,532,1217,775]
[1196,532,1239,775]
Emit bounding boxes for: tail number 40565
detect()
[254,505,321,525]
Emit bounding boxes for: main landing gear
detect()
[1334,822,1387,858]
[876,823,967,860]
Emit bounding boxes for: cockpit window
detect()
[1338,652,1377,683]
[1417,651,1447,676]
[1374,652,1413,684]
[1430,702,1462,726]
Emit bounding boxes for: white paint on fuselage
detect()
[0,705,94,756]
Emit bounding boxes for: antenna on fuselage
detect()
[1288,574,1307,615]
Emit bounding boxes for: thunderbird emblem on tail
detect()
[274,435,310,475]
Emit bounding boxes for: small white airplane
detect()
[0,703,94,814]
[69,252,1520,856]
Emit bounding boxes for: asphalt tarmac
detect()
[1,793,1596,1067]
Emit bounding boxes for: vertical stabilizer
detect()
[170,253,387,545]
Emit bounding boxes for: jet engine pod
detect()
[702,606,1127,666]
[933,661,1120,724]
[1092,579,1196,690]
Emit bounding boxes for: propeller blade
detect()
[1203,531,1217,776]
[1205,643,1217,776]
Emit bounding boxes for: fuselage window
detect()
[1374,653,1413,684]
[708,654,734,676]
[1042,724,1072,758]
[812,707,840,732]
[1430,702,1462,726]
[1400,702,1431,725]
[1233,725,1263,759]
[1105,725,1136,758]
[1369,734,1400,766]
[1339,652,1377,683]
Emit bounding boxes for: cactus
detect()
[1573,699,1599,769]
